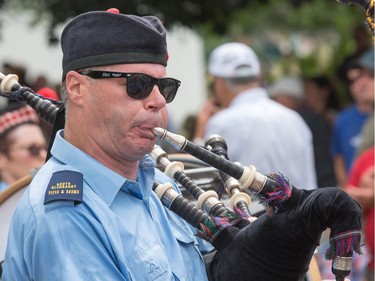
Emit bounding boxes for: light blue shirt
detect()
[3,130,211,281]
[205,87,317,190]
[0,181,8,192]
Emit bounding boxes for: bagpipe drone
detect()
[0,72,364,281]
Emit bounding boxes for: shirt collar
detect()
[0,181,8,192]
[230,87,269,107]
[50,130,156,206]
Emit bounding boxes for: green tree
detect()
[1,0,371,101]
[0,0,368,44]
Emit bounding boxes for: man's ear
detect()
[65,71,85,106]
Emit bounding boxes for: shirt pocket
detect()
[172,227,206,278]
[126,242,174,281]
[168,209,206,259]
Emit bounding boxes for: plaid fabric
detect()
[0,106,39,136]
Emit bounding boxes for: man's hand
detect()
[193,98,221,140]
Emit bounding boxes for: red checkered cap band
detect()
[0,106,39,136]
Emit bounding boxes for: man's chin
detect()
[137,139,157,154]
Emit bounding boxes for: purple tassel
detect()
[262,173,292,213]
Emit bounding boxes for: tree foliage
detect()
[0,0,371,94]
[0,0,368,43]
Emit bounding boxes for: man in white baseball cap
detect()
[208,42,261,78]
[194,42,318,190]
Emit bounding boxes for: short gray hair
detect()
[60,67,98,112]
[223,75,258,89]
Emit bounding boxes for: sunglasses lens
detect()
[127,74,179,103]
[159,78,179,103]
[127,74,153,100]
[80,71,180,103]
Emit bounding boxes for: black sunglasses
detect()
[78,70,181,103]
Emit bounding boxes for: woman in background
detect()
[0,103,47,191]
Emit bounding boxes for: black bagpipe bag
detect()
[207,187,362,281]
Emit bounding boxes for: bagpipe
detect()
[0,72,363,281]
[151,128,363,281]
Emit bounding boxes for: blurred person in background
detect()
[345,146,374,281]
[331,48,374,187]
[337,24,372,94]
[268,76,336,187]
[356,112,374,157]
[268,76,305,110]
[304,75,341,127]
[2,63,30,88]
[32,75,49,93]
[194,43,317,190]
[37,87,59,101]
[0,103,47,192]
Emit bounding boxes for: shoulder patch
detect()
[44,171,83,205]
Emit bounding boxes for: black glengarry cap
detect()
[61,8,168,80]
